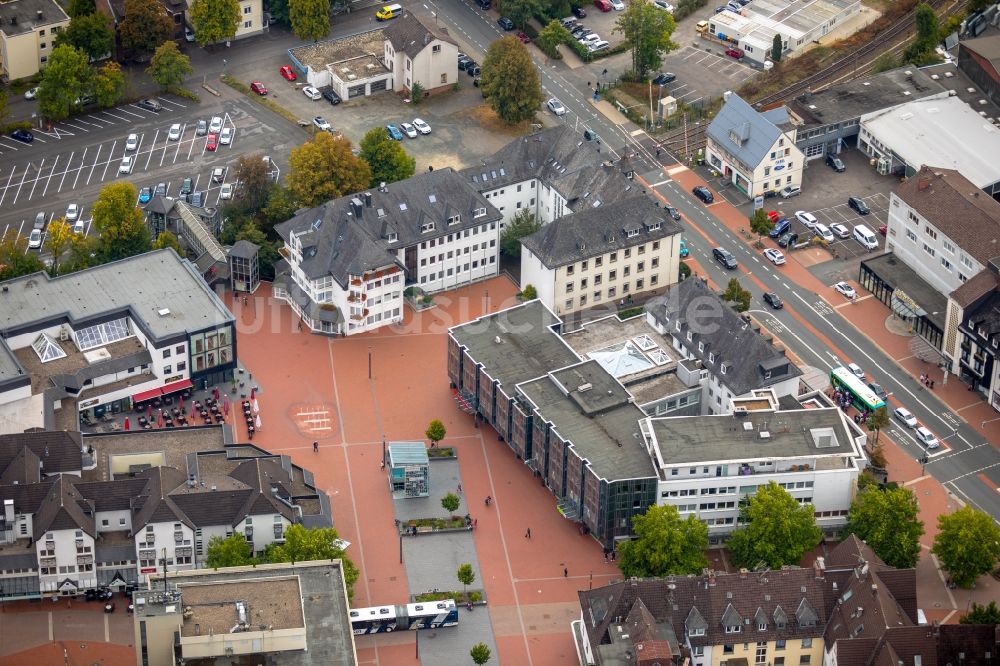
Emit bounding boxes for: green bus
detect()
[830,367,885,412]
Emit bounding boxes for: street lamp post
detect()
[368,347,372,379]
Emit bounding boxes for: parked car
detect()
[250,81,268,95]
[476,0,491,8]
[206,133,218,151]
[322,88,342,105]
[73,219,85,234]
[180,178,193,196]
[167,123,182,141]
[400,122,418,138]
[794,210,818,228]
[220,182,233,200]
[209,116,224,134]
[119,156,134,174]
[769,218,790,238]
[195,120,208,136]
[313,116,331,131]
[763,292,783,309]
[713,247,738,269]
[915,426,940,449]
[579,33,602,45]
[665,206,681,221]
[893,407,918,428]
[125,133,139,150]
[137,98,162,112]
[458,54,472,70]
[651,72,676,85]
[764,248,785,265]
[28,229,42,249]
[814,223,834,243]
[10,129,34,143]
[780,185,801,198]
[220,127,234,145]
[467,65,481,77]
[280,65,297,81]
[547,98,567,115]
[692,185,714,204]
[155,182,167,197]
[834,281,856,299]
[679,238,689,257]
[724,47,744,59]
[594,0,612,11]
[878,224,887,236]
[413,118,431,134]
[24,87,38,100]
[301,86,320,100]
[868,382,888,401]
[66,203,80,222]
[498,16,514,29]
[830,222,850,239]
[848,196,870,215]
[139,187,153,204]
[847,362,865,379]
[185,26,195,42]
[777,232,798,248]
[515,30,531,43]
[212,167,225,183]
[386,124,404,140]
[572,5,587,16]
[826,153,845,172]
[610,0,624,7]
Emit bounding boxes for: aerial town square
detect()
[0,0,1000,663]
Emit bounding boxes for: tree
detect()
[91,181,152,262]
[456,563,475,596]
[359,127,416,188]
[426,419,446,446]
[866,406,890,444]
[58,234,101,275]
[119,0,174,59]
[92,61,125,108]
[678,261,691,280]
[503,0,544,29]
[235,221,282,280]
[261,185,298,233]
[499,210,541,257]
[537,20,571,57]
[748,207,772,241]
[38,45,91,122]
[287,132,371,207]
[56,12,114,61]
[146,41,193,90]
[728,481,822,569]
[871,52,900,74]
[904,2,939,64]
[69,0,97,17]
[615,0,676,80]
[722,278,751,313]
[844,485,924,568]
[44,219,75,275]
[289,0,331,42]
[234,153,274,212]
[480,36,544,126]
[771,33,782,62]
[521,284,537,300]
[0,236,46,281]
[264,524,360,599]
[189,0,240,47]
[205,534,255,568]
[410,82,424,102]
[961,601,1000,624]
[932,506,1000,588]
[441,492,461,514]
[268,0,291,24]
[153,231,184,255]
[470,643,492,665]
[617,504,708,578]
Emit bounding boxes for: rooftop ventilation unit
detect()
[157,308,171,317]
[578,383,593,392]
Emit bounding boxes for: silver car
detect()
[209,116,223,134]
[547,98,567,115]
[195,120,208,136]
[220,127,234,145]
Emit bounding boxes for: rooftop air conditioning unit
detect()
[347,74,357,80]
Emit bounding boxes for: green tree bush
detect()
[43,219,74,275]
[728,481,822,569]
[961,601,1000,624]
[722,278,752,313]
[843,485,924,568]
[264,524,359,600]
[287,133,371,207]
[457,563,475,595]
[119,0,174,59]
[0,236,46,280]
[38,45,91,121]
[359,127,416,187]
[471,643,492,665]
[289,0,331,42]
[153,231,184,255]
[615,0,677,80]
[146,41,193,89]
[92,61,125,108]
[932,506,1000,587]
[749,207,773,240]
[521,284,538,300]
[442,492,461,513]
[205,534,255,568]
[771,33,783,62]
[617,504,709,577]
[189,0,240,47]
[56,12,114,61]
[499,210,541,257]
[91,181,152,262]
[426,419,446,446]
[536,20,571,59]
[480,36,543,125]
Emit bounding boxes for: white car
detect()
[610,0,624,8]
[24,87,39,100]
[814,223,834,243]
[125,134,139,151]
[847,362,864,379]
[893,407,918,428]
[302,86,322,100]
[400,122,418,138]
[830,222,850,239]
[794,210,817,228]
[220,182,233,200]
[28,229,43,249]
[652,0,674,10]
[167,123,182,141]
[220,127,234,145]
[763,248,785,265]
[915,426,940,449]
[834,281,856,299]
[73,219,86,235]
[547,98,567,115]
[65,203,80,222]
[413,118,432,134]
[118,156,134,175]
[209,116,223,134]
[313,116,331,131]
[580,33,602,44]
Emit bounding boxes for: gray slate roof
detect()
[229,239,259,259]
[383,11,457,59]
[646,278,802,395]
[0,0,68,37]
[707,93,785,168]
[0,431,83,477]
[520,195,682,268]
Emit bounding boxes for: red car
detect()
[279,65,297,81]
[767,210,780,223]
[250,81,268,95]
[878,224,887,236]
[515,30,531,43]
[725,48,744,59]
[594,0,612,11]
[206,133,218,151]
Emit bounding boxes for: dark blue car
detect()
[769,218,790,238]
[10,129,33,143]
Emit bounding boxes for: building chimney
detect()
[739,568,748,578]
[350,198,363,219]
[36,9,43,19]
[364,192,373,207]
[917,178,930,190]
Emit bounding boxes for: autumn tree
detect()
[55,12,114,61]
[0,235,46,281]
[91,182,152,262]
[189,0,240,47]
[425,419,446,446]
[119,0,174,59]
[92,61,125,108]
[146,41,193,90]
[233,153,274,211]
[359,126,415,188]
[153,231,184,255]
[287,133,370,207]
[932,506,1000,588]
[58,234,101,275]
[38,45,91,121]
[263,524,359,600]
[615,0,677,80]
[43,219,75,275]
[499,210,540,257]
[728,481,822,569]
[617,504,709,577]
[844,485,924,568]
[480,36,543,125]
[289,0,331,42]
[205,534,255,568]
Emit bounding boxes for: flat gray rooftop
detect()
[647,407,857,464]
[0,249,233,344]
[147,561,355,666]
[518,360,655,482]
[178,577,305,636]
[450,300,580,388]
[84,427,227,482]
[861,253,946,330]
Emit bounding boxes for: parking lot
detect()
[658,44,756,105]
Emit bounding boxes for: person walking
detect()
[312,441,318,452]
[525,527,531,539]
[564,567,568,578]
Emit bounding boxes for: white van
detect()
[853,223,878,250]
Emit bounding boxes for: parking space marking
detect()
[87,144,103,185]
[117,107,146,119]
[0,138,20,151]
[72,147,89,190]
[42,155,61,197]
[28,159,46,201]
[145,130,159,170]
[57,152,74,192]
[101,141,117,182]
[157,96,187,109]
[14,165,31,205]
[0,166,17,208]
[100,110,131,122]
[60,121,90,132]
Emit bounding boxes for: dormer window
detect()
[448,214,461,225]
[758,622,767,631]
[474,207,487,218]
[698,342,704,352]
[686,331,692,342]
[764,370,771,380]
[675,321,681,332]
[709,352,716,364]
[388,232,398,243]
[421,222,435,233]
[721,363,728,375]
[725,624,741,634]
[689,627,705,636]
[648,222,661,232]
[626,228,639,238]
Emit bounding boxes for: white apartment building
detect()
[274,168,502,336]
[383,12,459,95]
[642,390,868,539]
[706,92,804,199]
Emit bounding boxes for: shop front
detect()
[859,253,945,352]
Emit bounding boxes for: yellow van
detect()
[696,20,709,33]
[375,3,403,20]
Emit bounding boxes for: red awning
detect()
[132,387,162,403]
[160,379,194,396]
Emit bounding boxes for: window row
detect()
[565,243,661,275]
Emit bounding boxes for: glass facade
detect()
[188,324,236,387]
[859,262,943,352]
